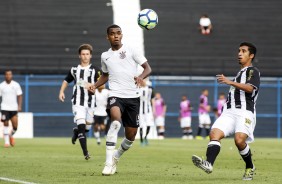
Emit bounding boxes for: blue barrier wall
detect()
[1,75,281,138]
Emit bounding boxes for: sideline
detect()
[0,177,37,184]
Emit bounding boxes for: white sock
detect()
[106,146,115,164]
[4,126,10,144]
[94,131,100,139]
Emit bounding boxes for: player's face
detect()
[238,46,254,66]
[182,96,187,101]
[4,71,13,83]
[79,49,92,64]
[107,28,123,49]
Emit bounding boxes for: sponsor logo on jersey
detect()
[245,118,251,125]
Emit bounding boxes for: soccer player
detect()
[214,93,226,118]
[179,95,193,140]
[0,70,23,148]
[139,79,155,146]
[152,92,167,140]
[192,42,260,181]
[196,89,211,140]
[59,44,100,160]
[93,84,109,145]
[87,24,152,175]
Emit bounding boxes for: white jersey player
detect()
[0,70,23,148]
[87,24,152,176]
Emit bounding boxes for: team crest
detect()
[247,70,254,81]
[109,97,116,105]
[245,118,251,125]
[119,51,126,59]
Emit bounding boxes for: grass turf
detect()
[0,138,281,184]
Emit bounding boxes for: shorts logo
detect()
[109,98,116,105]
[119,51,126,59]
[136,114,140,125]
[245,118,251,125]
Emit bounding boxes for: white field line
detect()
[0,177,37,184]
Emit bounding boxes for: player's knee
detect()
[106,120,121,142]
[234,138,246,148]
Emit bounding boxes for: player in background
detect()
[179,95,193,140]
[0,70,22,148]
[87,24,152,175]
[93,84,109,145]
[213,93,226,119]
[152,92,167,140]
[192,42,260,180]
[139,78,155,146]
[196,89,211,140]
[59,44,100,160]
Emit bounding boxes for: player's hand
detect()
[216,74,231,85]
[59,92,65,102]
[86,83,96,94]
[18,107,22,112]
[134,76,145,87]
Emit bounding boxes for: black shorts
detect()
[94,115,107,125]
[1,110,18,121]
[107,97,140,128]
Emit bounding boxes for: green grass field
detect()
[0,138,281,184]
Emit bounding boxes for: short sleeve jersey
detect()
[101,45,147,98]
[0,80,23,111]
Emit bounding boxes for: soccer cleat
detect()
[192,155,213,174]
[102,163,114,176]
[72,127,78,144]
[4,144,10,148]
[84,153,91,160]
[242,166,256,180]
[144,139,149,145]
[10,136,15,147]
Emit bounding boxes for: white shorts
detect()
[180,117,192,128]
[155,116,165,127]
[139,112,155,128]
[212,108,256,143]
[199,113,211,128]
[72,105,94,124]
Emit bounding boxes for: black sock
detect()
[240,145,254,169]
[77,124,88,156]
[206,141,221,165]
[145,126,151,139]
[205,128,210,136]
[12,128,17,135]
[140,128,143,143]
[197,127,202,136]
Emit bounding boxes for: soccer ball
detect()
[137,9,158,30]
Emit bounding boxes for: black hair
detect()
[107,24,121,35]
[240,42,257,61]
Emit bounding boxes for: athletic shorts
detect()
[94,115,107,125]
[155,116,165,127]
[198,113,211,128]
[212,108,256,143]
[180,117,192,128]
[72,105,94,124]
[107,97,140,128]
[139,111,155,128]
[1,110,18,121]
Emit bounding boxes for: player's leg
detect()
[196,114,203,139]
[234,113,256,180]
[204,114,212,139]
[1,111,11,147]
[102,105,122,176]
[139,127,144,144]
[93,116,101,145]
[144,126,151,144]
[9,112,18,146]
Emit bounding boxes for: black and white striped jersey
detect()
[225,66,260,113]
[64,64,101,108]
[140,85,153,115]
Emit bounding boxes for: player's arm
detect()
[59,70,74,102]
[135,62,152,87]
[216,74,254,93]
[17,95,22,112]
[87,72,109,93]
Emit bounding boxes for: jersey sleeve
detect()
[132,47,147,65]
[101,57,108,73]
[16,83,23,96]
[64,69,74,83]
[246,67,260,90]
